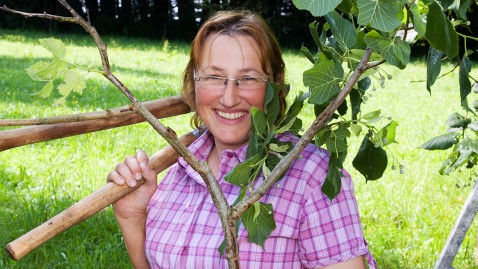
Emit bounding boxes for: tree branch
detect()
[2,2,238,267]
[232,48,374,218]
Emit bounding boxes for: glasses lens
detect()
[239,77,264,89]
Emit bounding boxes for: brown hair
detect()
[181,9,287,128]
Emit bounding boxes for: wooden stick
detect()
[0,96,190,151]
[5,131,199,260]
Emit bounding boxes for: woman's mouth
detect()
[216,110,246,120]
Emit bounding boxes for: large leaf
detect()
[321,153,344,200]
[325,11,357,50]
[420,133,459,150]
[304,60,344,105]
[292,0,343,17]
[365,31,410,69]
[352,134,388,181]
[241,202,276,248]
[224,154,262,187]
[357,0,402,32]
[426,46,443,93]
[425,1,458,59]
[409,2,427,37]
[459,57,473,112]
[380,39,411,69]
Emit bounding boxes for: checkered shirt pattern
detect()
[145,130,377,268]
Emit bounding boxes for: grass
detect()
[1,28,478,268]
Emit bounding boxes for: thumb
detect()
[135,149,149,169]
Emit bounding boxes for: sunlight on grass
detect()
[1,28,478,268]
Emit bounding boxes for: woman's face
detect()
[195,34,267,151]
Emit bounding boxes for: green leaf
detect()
[304,60,344,105]
[224,154,262,187]
[315,128,331,147]
[409,2,427,37]
[337,0,354,13]
[351,124,362,136]
[325,124,351,153]
[31,80,54,98]
[447,112,470,128]
[269,143,289,153]
[362,110,381,121]
[292,0,343,17]
[377,120,399,146]
[365,31,410,69]
[39,38,67,59]
[357,0,402,32]
[380,38,410,69]
[420,133,459,150]
[321,153,344,200]
[425,1,459,59]
[265,84,280,127]
[301,45,316,64]
[276,117,296,134]
[352,134,388,181]
[426,46,443,93]
[251,107,267,135]
[58,70,86,97]
[25,60,68,81]
[246,133,260,158]
[459,57,473,112]
[325,11,357,50]
[241,202,276,248]
[350,78,371,120]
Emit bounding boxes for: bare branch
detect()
[232,48,374,218]
[0,5,76,23]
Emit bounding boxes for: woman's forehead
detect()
[198,34,263,71]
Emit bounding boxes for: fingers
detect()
[107,150,151,187]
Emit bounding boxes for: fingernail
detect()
[140,162,146,170]
[118,178,125,184]
[135,172,142,180]
[129,180,136,187]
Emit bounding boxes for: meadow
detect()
[1,28,478,268]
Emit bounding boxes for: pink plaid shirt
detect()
[145,130,377,268]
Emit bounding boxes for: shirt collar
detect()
[177,129,249,186]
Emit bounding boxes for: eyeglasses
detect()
[193,71,268,90]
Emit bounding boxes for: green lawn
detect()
[1,28,478,268]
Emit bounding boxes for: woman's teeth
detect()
[217,110,246,120]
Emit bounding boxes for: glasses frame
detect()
[193,70,268,89]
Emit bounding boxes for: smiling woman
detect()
[107,9,376,269]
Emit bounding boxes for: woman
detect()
[108,10,377,269]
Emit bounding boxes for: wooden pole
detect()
[0,96,190,151]
[4,131,199,260]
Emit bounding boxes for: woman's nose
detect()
[219,80,241,107]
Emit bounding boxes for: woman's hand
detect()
[107,150,158,220]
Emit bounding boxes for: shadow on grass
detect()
[0,28,190,54]
[0,163,130,268]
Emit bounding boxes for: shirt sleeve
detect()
[298,170,373,268]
